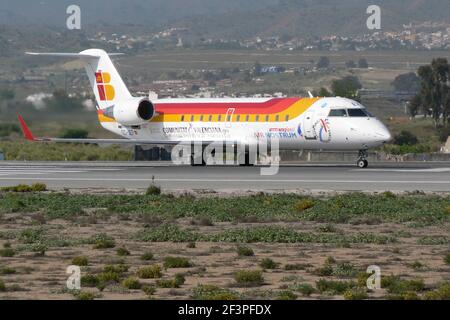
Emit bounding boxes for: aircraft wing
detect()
[18,115,214,146]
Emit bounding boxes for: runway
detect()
[0,161,449,192]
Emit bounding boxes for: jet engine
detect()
[102,98,155,126]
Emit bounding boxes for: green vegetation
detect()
[315,279,357,295]
[122,277,142,290]
[0,279,5,292]
[156,274,186,288]
[277,290,297,300]
[73,291,97,300]
[141,252,154,261]
[0,267,16,275]
[382,275,425,295]
[260,258,278,270]
[0,123,20,137]
[137,265,162,279]
[71,256,89,266]
[444,254,450,265]
[0,248,15,257]
[0,141,132,161]
[1,183,46,193]
[343,288,369,300]
[234,270,264,287]
[116,247,130,256]
[0,192,447,227]
[146,185,161,196]
[91,234,116,249]
[423,282,450,300]
[237,246,254,257]
[294,199,315,212]
[60,128,89,139]
[192,284,239,300]
[292,283,316,296]
[163,257,191,268]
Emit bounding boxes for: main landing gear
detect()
[357,150,369,168]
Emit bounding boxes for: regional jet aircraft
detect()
[21,49,391,168]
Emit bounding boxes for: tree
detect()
[317,56,330,69]
[415,58,450,127]
[408,95,422,118]
[44,89,83,112]
[345,60,356,69]
[358,58,369,69]
[391,72,421,92]
[393,131,418,146]
[313,87,332,97]
[331,76,362,100]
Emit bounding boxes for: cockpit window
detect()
[347,109,369,117]
[328,109,347,117]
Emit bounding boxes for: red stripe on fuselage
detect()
[153,97,301,115]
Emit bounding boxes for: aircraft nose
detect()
[374,127,392,143]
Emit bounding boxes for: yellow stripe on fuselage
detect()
[98,97,321,123]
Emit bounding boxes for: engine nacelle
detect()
[103,98,155,126]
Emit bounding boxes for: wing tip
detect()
[17,115,36,141]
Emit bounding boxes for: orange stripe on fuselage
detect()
[97,97,321,123]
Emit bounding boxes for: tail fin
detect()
[26,49,132,109]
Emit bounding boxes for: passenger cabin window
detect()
[265,115,269,122]
[200,115,204,122]
[190,115,195,122]
[275,115,280,122]
[208,115,212,122]
[236,115,241,122]
[181,115,185,122]
[328,109,347,117]
[347,109,368,117]
[285,115,289,121]
[218,115,222,121]
[255,115,259,122]
[246,115,250,122]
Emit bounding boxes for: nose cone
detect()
[373,123,392,144]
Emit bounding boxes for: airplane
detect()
[21,49,392,168]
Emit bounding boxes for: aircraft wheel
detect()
[357,159,368,168]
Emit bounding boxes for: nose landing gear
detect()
[357,150,369,168]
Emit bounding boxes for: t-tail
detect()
[26,49,155,126]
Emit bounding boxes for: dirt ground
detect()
[1,210,449,300]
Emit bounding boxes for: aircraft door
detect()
[303,111,317,140]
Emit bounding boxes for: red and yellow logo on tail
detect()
[95,71,115,101]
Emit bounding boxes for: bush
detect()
[72,256,89,266]
[190,216,214,226]
[294,283,316,296]
[97,271,121,284]
[81,274,99,287]
[142,285,156,296]
[137,265,162,279]
[103,264,129,274]
[237,246,254,257]
[294,199,315,212]
[0,267,16,275]
[344,288,368,300]
[122,277,142,290]
[316,279,356,295]
[141,252,154,261]
[0,248,15,257]
[284,264,311,271]
[91,234,116,249]
[163,257,191,268]
[382,276,425,294]
[260,258,278,269]
[423,282,450,300]
[73,291,96,300]
[146,185,161,196]
[116,247,130,256]
[393,130,418,146]
[192,284,239,300]
[60,128,89,139]
[157,274,185,288]
[444,254,450,265]
[234,270,264,287]
[277,290,297,300]
[0,183,46,193]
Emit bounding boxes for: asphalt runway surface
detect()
[0,161,449,192]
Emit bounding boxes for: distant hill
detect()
[1,0,449,38]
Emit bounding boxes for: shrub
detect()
[190,216,214,226]
[187,242,196,248]
[423,282,450,300]
[277,290,297,300]
[116,247,130,256]
[146,185,161,196]
[137,265,162,279]
[294,199,314,212]
[103,264,129,275]
[284,263,311,271]
[260,258,278,270]
[0,248,15,257]
[81,274,99,287]
[142,285,156,296]
[237,246,254,257]
[0,279,5,291]
[344,288,368,300]
[163,257,191,268]
[444,254,450,265]
[97,271,121,284]
[91,234,116,249]
[294,283,316,296]
[122,277,142,290]
[141,252,154,261]
[72,256,89,266]
[0,183,46,192]
[316,279,356,295]
[60,128,89,139]
[192,284,239,300]
[393,130,418,146]
[73,291,96,300]
[382,276,425,294]
[31,183,47,192]
[30,243,47,256]
[157,274,185,288]
[234,270,264,287]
